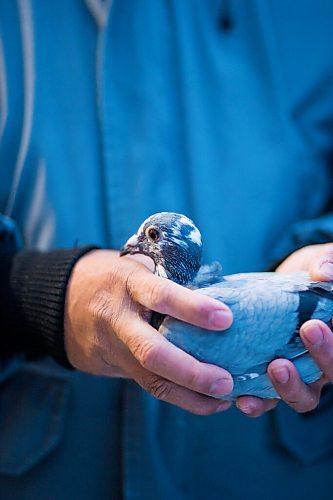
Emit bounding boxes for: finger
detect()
[137,370,232,415]
[236,396,278,417]
[111,343,232,415]
[125,265,233,330]
[268,359,322,413]
[309,243,333,281]
[301,320,333,382]
[118,317,234,397]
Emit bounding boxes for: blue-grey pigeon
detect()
[120,212,333,399]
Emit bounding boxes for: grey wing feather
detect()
[162,282,301,373]
[191,261,225,288]
[161,270,333,399]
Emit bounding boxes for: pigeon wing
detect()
[161,277,301,374]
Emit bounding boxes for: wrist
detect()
[3,246,99,367]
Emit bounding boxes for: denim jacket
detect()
[1,1,333,498]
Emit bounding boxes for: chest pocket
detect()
[273,385,333,464]
[0,358,71,476]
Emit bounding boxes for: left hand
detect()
[236,243,333,417]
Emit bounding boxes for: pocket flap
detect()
[0,359,71,476]
[273,385,333,464]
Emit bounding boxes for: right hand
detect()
[64,249,234,414]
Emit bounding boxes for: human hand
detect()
[64,250,234,414]
[236,243,333,417]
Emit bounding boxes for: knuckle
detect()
[90,292,121,329]
[130,338,159,369]
[124,269,137,296]
[90,292,110,321]
[149,281,169,311]
[106,265,124,289]
[288,394,319,413]
[305,393,320,412]
[145,376,174,401]
[186,366,206,392]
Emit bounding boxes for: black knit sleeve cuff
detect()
[2,246,98,368]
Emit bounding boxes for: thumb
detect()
[309,244,333,281]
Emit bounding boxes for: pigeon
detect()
[120,212,333,399]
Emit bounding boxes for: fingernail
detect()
[210,377,233,396]
[319,261,333,280]
[272,367,289,384]
[302,323,324,346]
[209,310,232,329]
[239,404,254,415]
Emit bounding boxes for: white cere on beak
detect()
[137,220,147,235]
[125,233,139,247]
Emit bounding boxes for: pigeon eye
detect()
[146,226,160,242]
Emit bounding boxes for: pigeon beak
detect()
[120,234,142,256]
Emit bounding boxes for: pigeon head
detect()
[120,212,203,285]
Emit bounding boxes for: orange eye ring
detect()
[146,226,160,242]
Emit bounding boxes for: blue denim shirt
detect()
[1,1,333,498]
